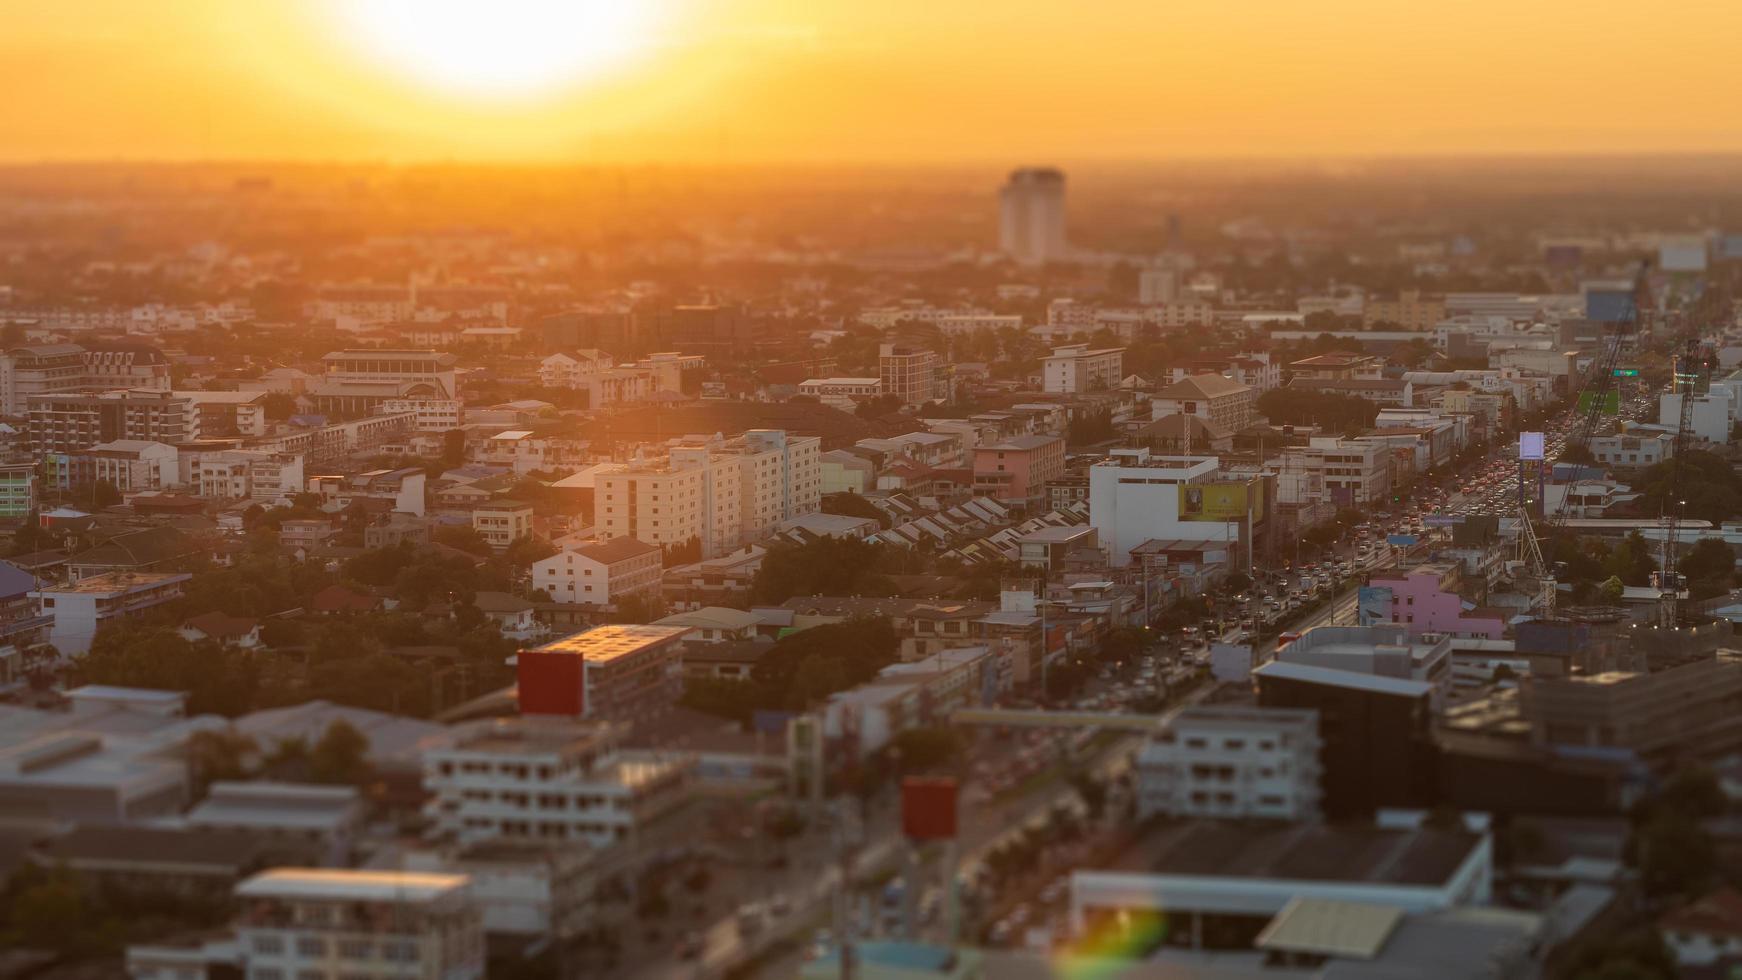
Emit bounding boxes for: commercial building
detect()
[879,344,944,407]
[1150,374,1256,435]
[1520,650,1742,768]
[309,349,459,416]
[1069,822,1492,945]
[1255,658,1437,820]
[27,390,197,454]
[1275,624,1454,710]
[1087,450,1241,567]
[531,536,662,606]
[256,412,418,464]
[33,571,193,655]
[517,624,688,723]
[972,434,1065,508]
[999,167,1068,265]
[234,868,485,980]
[472,500,534,551]
[1135,707,1322,821]
[1277,437,1392,507]
[422,718,693,848]
[595,429,821,558]
[1042,344,1124,394]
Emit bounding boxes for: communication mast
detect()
[1651,338,1715,624]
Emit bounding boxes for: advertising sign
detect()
[1178,479,1265,522]
[1423,515,1464,527]
[701,381,728,399]
[901,777,959,841]
[1357,585,1394,627]
[1387,534,1419,548]
[1519,431,1545,461]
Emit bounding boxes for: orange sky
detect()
[7,0,1742,163]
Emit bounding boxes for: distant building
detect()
[473,500,534,551]
[972,434,1065,508]
[309,349,458,416]
[1150,374,1256,434]
[879,344,944,407]
[1364,290,1446,330]
[33,571,193,654]
[1042,344,1124,395]
[517,624,689,723]
[797,376,883,409]
[999,167,1068,265]
[87,440,178,493]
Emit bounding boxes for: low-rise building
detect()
[473,500,534,551]
[33,571,193,655]
[971,434,1065,508]
[531,536,662,606]
[422,718,694,848]
[797,376,883,408]
[88,440,178,493]
[517,624,689,724]
[1150,374,1256,433]
[1135,706,1322,821]
[1043,344,1124,394]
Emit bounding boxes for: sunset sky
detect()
[7,0,1742,164]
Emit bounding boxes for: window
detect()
[337,938,373,959]
[295,937,326,957]
[251,936,285,955]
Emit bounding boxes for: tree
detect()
[1679,538,1738,598]
[308,719,373,786]
[1067,408,1117,446]
[184,728,256,797]
[74,626,261,717]
[3,867,90,953]
[262,392,297,421]
[503,535,557,569]
[1636,812,1714,898]
[749,537,905,605]
[89,480,122,509]
[1604,531,1659,587]
[820,492,891,529]
[434,525,494,557]
[892,727,961,774]
[1565,930,1676,980]
[1256,388,1380,432]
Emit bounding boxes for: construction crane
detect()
[1651,338,1716,624]
[1518,261,1652,618]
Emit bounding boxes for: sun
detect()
[322,0,674,101]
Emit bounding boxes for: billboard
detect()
[1179,479,1266,522]
[1357,586,1394,627]
[1519,431,1545,461]
[1387,534,1419,548]
[901,777,958,841]
[1423,515,1463,527]
[700,381,728,399]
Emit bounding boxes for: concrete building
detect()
[1166,351,1282,392]
[185,449,305,501]
[186,782,366,863]
[797,377,882,409]
[1042,344,1124,394]
[179,390,269,438]
[879,344,944,407]
[536,349,614,388]
[306,467,425,516]
[88,440,178,493]
[0,462,35,519]
[401,842,594,946]
[1590,431,1675,469]
[310,349,459,416]
[27,390,196,454]
[1362,569,1506,641]
[1135,706,1322,821]
[234,868,485,980]
[1289,353,1384,381]
[517,624,689,724]
[0,344,89,415]
[422,718,693,848]
[1660,389,1733,447]
[1069,822,1491,944]
[972,434,1065,508]
[473,500,534,551]
[532,536,662,606]
[1364,290,1447,331]
[1520,650,1742,768]
[1150,374,1256,435]
[999,167,1068,265]
[1087,450,1240,567]
[596,429,821,558]
[33,571,193,655]
[1275,624,1454,710]
[1277,438,1392,507]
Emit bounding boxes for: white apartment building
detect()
[1087,449,1240,567]
[27,390,198,454]
[33,571,193,656]
[797,377,882,409]
[186,450,305,501]
[401,843,593,944]
[472,501,534,551]
[1277,438,1392,507]
[1661,389,1733,447]
[532,536,662,606]
[537,349,613,388]
[0,344,94,416]
[234,868,484,980]
[422,719,694,849]
[88,440,178,493]
[1150,374,1257,434]
[1043,344,1124,394]
[879,344,943,407]
[379,397,463,432]
[596,429,821,558]
[1277,624,1453,712]
[1136,706,1323,821]
[1591,431,1675,469]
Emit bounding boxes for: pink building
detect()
[972,435,1065,508]
[1366,568,1505,639]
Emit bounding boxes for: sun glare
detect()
[322,0,672,101]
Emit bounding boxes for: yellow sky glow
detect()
[5,0,1742,163]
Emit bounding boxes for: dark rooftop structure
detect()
[1118,821,1482,888]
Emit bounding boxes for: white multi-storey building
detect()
[596,429,821,558]
[88,440,178,493]
[422,719,694,848]
[311,349,458,416]
[1087,449,1240,567]
[1043,344,1124,394]
[32,571,193,656]
[1136,706,1323,821]
[1276,437,1392,507]
[879,344,943,407]
[234,868,484,980]
[184,449,306,501]
[797,377,883,409]
[532,536,662,606]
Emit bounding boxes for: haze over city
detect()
[3,4,1742,980]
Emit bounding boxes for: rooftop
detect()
[1113,821,1482,888]
[1254,659,1435,698]
[526,624,688,663]
[33,570,191,596]
[236,868,468,904]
